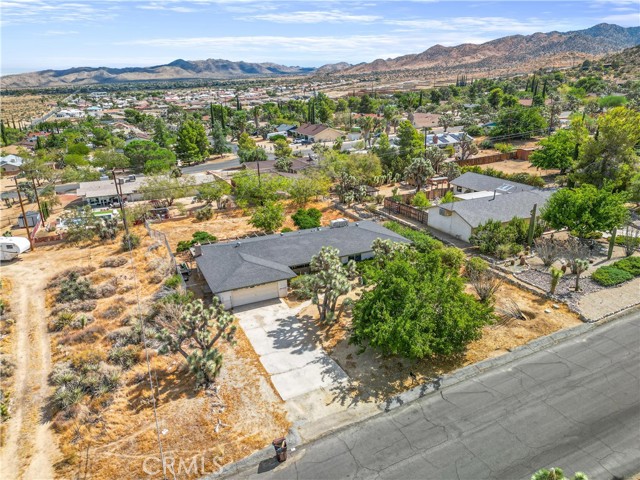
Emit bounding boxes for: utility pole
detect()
[527,203,537,247]
[31,177,46,226]
[111,169,130,238]
[422,127,428,159]
[14,177,34,251]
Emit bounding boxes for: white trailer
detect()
[0,236,31,261]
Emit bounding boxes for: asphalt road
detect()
[233,310,640,480]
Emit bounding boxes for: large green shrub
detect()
[383,221,443,253]
[591,266,633,286]
[292,208,322,230]
[176,231,217,252]
[615,256,640,276]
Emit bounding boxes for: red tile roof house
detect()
[293,123,344,143]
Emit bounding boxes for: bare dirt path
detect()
[0,248,83,479]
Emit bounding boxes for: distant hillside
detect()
[0,58,315,89]
[2,23,639,89]
[335,23,640,76]
[601,44,640,79]
[315,62,353,75]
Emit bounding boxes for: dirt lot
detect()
[478,158,560,178]
[300,281,582,403]
[153,199,347,252]
[0,228,289,480]
[0,94,61,129]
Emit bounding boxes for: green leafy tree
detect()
[232,170,290,207]
[542,185,629,238]
[530,130,573,174]
[139,174,195,206]
[288,174,330,206]
[351,251,493,358]
[92,149,130,170]
[396,120,424,174]
[487,88,503,109]
[210,121,229,157]
[195,181,231,208]
[249,201,285,233]
[175,119,209,164]
[492,106,547,137]
[404,157,435,193]
[123,140,176,172]
[238,147,267,163]
[573,106,640,190]
[156,298,236,388]
[273,138,292,159]
[153,117,172,148]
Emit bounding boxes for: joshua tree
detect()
[156,298,236,388]
[574,258,590,291]
[549,267,563,295]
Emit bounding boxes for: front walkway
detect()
[234,300,378,441]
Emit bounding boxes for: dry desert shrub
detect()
[101,257,128,268]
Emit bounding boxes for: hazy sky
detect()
[1,0,638,74]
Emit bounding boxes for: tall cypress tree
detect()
[209,103,215,130]
[236,95,241,111]
[0,123,7,146]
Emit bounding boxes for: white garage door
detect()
[230,282,280,308]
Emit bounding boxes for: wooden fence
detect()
[383,198,428,224]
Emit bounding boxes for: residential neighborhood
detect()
[1,6,639,480]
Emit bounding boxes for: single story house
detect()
[427,189,552,242]
[76,174,211,207]
[293,123,343,143]
[0,154,23,174]
[76,175,146,207]
[194,221,410,309]
[18,210,42,228]
[450,172,535,195]
[275,124,297,134]
[426,132,473,148]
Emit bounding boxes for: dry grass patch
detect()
[154,199,346,252]
[42,228,289,479]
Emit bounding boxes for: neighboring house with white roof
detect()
[0,154,24,174]
[427,173,552,242]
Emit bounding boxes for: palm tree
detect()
[358,116,375,148]
[250,106,261,129]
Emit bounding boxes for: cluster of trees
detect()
[352,233,492,358]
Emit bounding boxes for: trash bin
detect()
[272,437,287,462]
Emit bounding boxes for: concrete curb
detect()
[379,306,640,412]
[204,427,302,479]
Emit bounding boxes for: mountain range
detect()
[1,23,639,89]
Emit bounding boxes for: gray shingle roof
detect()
[450,172,535,194]
[438,189,553,228]
[196,221,410,293]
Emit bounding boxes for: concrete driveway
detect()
[234,300,378,440]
